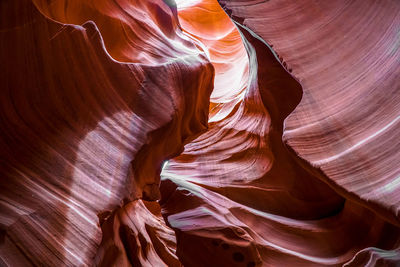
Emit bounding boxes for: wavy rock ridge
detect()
[219,0,400,227]
[160,0,400,266]
[1,0,400,266]
[1,0,212,265]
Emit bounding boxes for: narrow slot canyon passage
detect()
[1,0,400,266]
[160,0,400,266]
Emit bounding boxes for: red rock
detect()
[159,0,400,266]
[1,0,400,266]
[0,0,212,265]
[219,0,400,227]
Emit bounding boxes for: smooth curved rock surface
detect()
[159,0,400,266]
[219,0,400,227]
[0,0,213,265]
[1,0,400,266]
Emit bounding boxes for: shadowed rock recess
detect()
[0,0,399,266]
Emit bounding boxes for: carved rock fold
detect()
[1,0,400,266]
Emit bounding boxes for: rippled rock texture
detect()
[1,0,400,266]
[0,0,213,265]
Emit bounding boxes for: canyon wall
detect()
[1,0,399,266]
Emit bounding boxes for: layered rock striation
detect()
[160,0,400,266]
[1,0,399,266]
[0,0,213,265]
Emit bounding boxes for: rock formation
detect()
[0,0,213,265]
[1,0,399,266]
